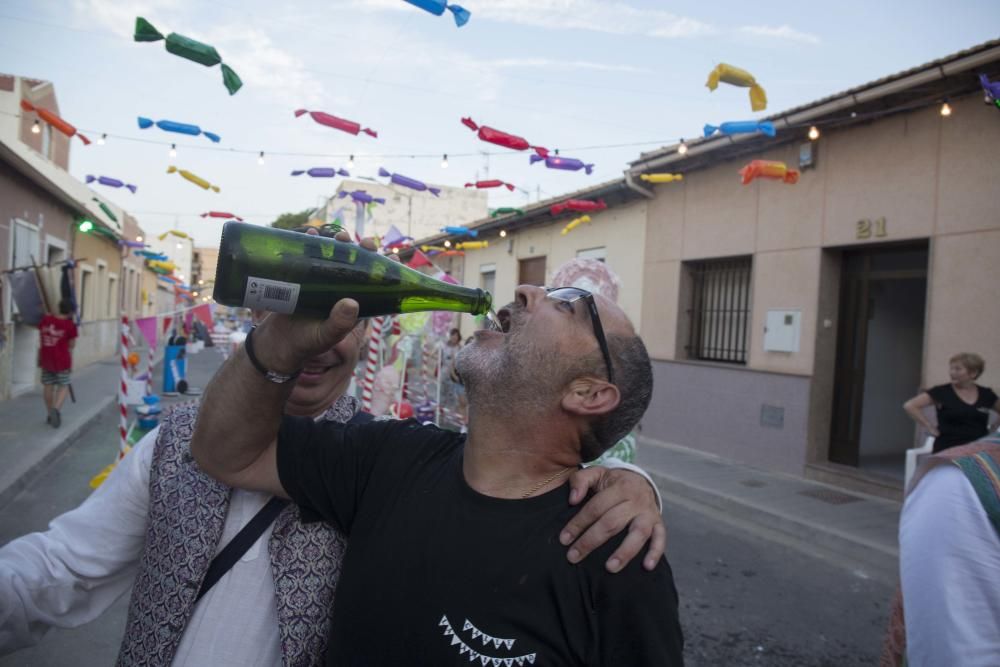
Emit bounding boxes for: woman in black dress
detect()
[903,352,1000,453]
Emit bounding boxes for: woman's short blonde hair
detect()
[949,352,985,379]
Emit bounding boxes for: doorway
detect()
[829,243,928,480]
[518,256,546,287]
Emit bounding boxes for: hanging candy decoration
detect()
[439,250,465,257]
[19,100,90,145]
[739,160,799,185]
[295,109,377,138]
[420,245,449,253]
[378,168,441,196]
[167,166,220,192]
[158,229,191,241]
[440,226,478,237]
[550,199,606,216]
[291,167,350,178]
[706,63,767,111]
[461,117,549,157]
[92,198,118,223]
[490,207,524,218]
[561,215,591,236]
[133,17,242,95]
[454,241,488,250]
[137,116,221,143]
[146,259,177,274]
[703,120,776,138]
[465,179,516,191]
[337,190,386,205]
[137,250,168,260]
[86,175,137,194]
[980,74,1000,109]
[529,154,594,175]
[402,0,470,26]
[201,211,242,221]
[119,240,147,249]
[640,173,683,184]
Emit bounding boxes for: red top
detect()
[38,314,78,372]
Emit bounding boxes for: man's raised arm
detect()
[190,299,360,496]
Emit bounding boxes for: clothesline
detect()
[1,257,86,275]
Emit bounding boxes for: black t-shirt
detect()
[926,383,998,452]
[276,417,684,666]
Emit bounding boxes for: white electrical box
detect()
[764,309,801,353]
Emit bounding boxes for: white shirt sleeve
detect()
[900,464,1000,667]
[0,427,159,653]
[586,457,663,513]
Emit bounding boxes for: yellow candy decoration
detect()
[455,241,488,250]
[167,165,221,192]
[705,63,767,111]
[640,173,683,184]
[560,215,591,236]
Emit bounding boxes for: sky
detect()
[1,0,998,248]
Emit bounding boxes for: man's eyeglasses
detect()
[545,287,615,385]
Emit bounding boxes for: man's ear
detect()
[561,379,620,417]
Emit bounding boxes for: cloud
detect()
[738,24,821,44]
[492,58,648,73]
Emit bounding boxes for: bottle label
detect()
[243,276,300,314]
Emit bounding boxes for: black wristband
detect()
[243,326,302,384]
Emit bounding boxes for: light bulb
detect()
[677,139,688,155]
[444,240,452,248]
[169,143,177,158]
[808,126,820,141]
[136,235,144,242]
[391,247,399,254]
[499,230,507,238]
[940,101,952,117]
[98,133,107,145]
[176,242,183,249]
[198,279,205,285]
[257,151,265,165]
[31,120,40,134]
[193,291,199,297]
[347,154,355,169]
[441,153,448,168]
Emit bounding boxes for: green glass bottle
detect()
[213,222,491,319]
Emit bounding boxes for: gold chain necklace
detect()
[520,467,574,498]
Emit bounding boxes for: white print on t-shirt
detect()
[40,323,66,347]
[439,614,537,665]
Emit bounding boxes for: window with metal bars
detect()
[685,257,752,364]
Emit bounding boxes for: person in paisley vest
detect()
[0,315,664,661]
[192,284,684,665]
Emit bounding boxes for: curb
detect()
[646,469,900,581]
[0,396,116,510]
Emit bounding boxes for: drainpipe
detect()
[623,171,654,199]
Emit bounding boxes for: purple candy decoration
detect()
[86,174,137,193]
[291,167,350,178]
[529,154,594,175]
[981,74,1000,102]
[378,167,440,196]
[338,190,386,205]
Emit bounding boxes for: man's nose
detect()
[514,284,546,311]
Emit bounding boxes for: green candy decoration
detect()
[92,198,118,223]
[489,207,525,218]
[134,17,243,95]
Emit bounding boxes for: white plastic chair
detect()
[904,436,934,490]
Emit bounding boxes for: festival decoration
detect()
[490,207,524,218]
[420,245,449,253]
[440,226,478,237]
[465,179,516,191]
[86,175,137,194]
[739,160,799,185]
[529,154,594,174]
[378,168,441,196]
[291,167,350,178]
[403,0,470,26]
[119,240,146,249]
[439,250,465,257]
[981,74,1000,109]
[640,173,683,184]
[295,109,377,138]
[560,215,591,236]
[137,250,168,260]
[407,249,433,268]
[158,229,191,241]
[550,199,606,216]
[201,211,242,221]
[461,117,549,157]
[706,63,767,111]
[167,166,220,192]
[455,241,487,250]
[703,120,776,138]
[92,198,118,223]
[381,225,414,250]
[19,100,90,145]
[137,116,220,142]
[338,190,385,205]
[133,17,242,95]
[146,259,177,274]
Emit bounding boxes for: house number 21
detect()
[856,217,887,240]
